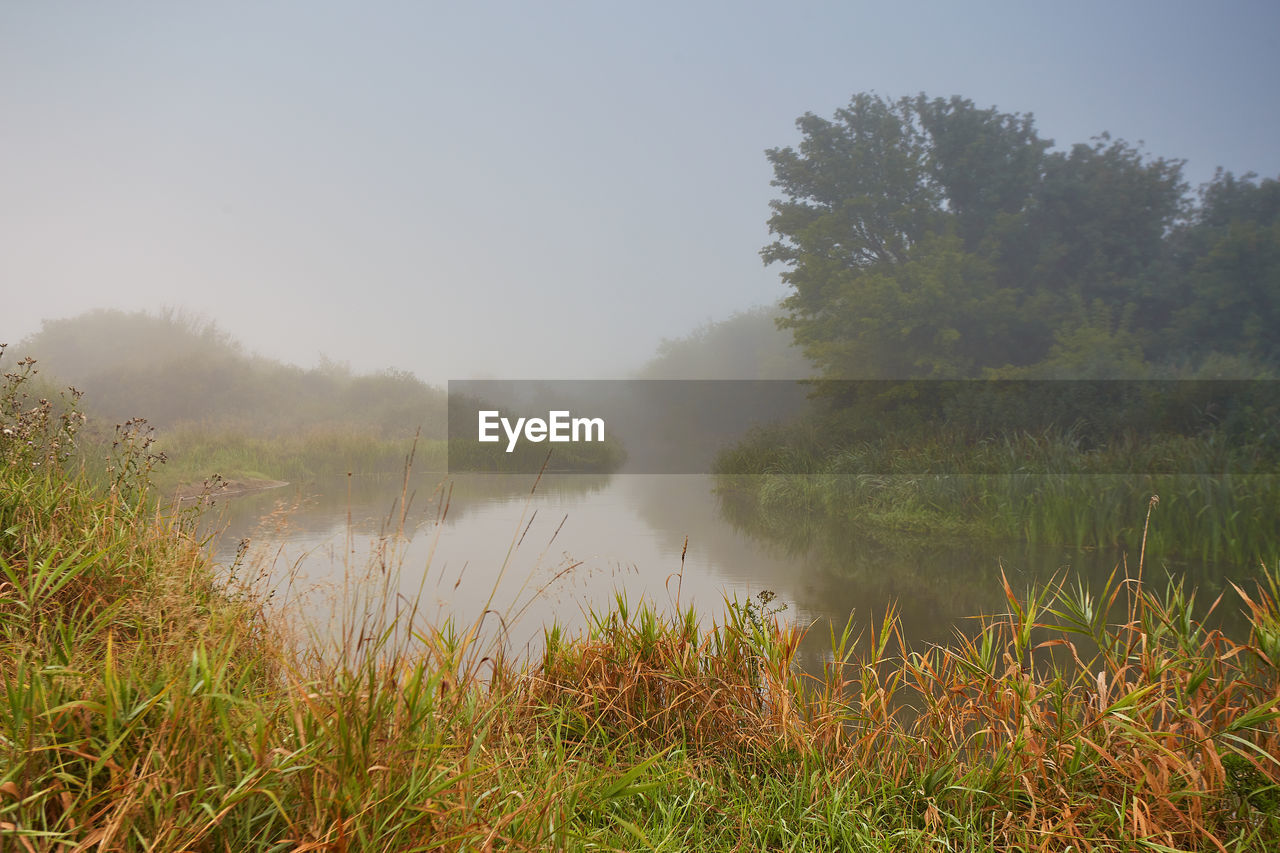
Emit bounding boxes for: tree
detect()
[764,93,1188,380]
[1020,135,1186,332]
[1165,171,1280,364]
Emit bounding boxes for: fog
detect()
[4,2,1279,383]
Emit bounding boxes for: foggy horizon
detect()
[5,1,1279,384]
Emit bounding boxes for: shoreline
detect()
[170,476,290,503]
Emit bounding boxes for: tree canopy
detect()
[765,93,1277,380]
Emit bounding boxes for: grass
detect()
[717,427,1280,565]
[152,423,448,489]
[4,358,1280,850]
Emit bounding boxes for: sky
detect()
[3,1,1279,383]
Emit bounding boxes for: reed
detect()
[717,427,1280,564]
[4,360,1279,850]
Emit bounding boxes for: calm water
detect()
[203,472,1251,668]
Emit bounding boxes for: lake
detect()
[203,471,1252,669]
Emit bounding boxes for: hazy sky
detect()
[4,1,1278,382]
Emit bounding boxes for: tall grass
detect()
[4,358,1280,850]
[718,428,1280,564]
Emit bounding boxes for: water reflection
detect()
[201,473,1257,670]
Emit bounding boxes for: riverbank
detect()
[170,475,290,503]
[4,427,1280,849]
[717,426,1280,566]
[151,424,448,490]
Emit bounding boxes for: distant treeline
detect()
[20,309,447,436]
[635,305,811,380]
[17,309,447,484]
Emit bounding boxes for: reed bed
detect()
[3,361,1279,850]
[717,429,1280,564]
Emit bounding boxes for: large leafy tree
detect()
[764,93,1187,379]
[1166,171,1280,365]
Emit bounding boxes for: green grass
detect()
[4,459,1280,850]
[4,360,1280,850]
[152,423,447,488]
[717,427,1280,565]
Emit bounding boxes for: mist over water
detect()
[6,4,1278,381]
[7,9,1280,849]
[5,4,1277,666]
[202,472,1253,672]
